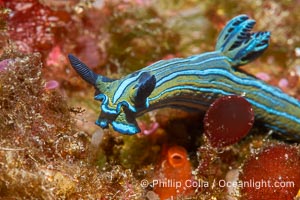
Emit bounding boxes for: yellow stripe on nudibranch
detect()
[68,15,300,140]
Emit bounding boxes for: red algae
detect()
[139,121,159,135]
[204,95,254,148]
[46,45,67,67]
[5,0,70,53]
[45,80,59,90]
[0,58,12,71]
[278,78,289,90]
[240,144,300,200]
[255,72,271,82]
[154,145,194,200]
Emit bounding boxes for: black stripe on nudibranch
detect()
[227,20,256,51]
[133,72,156,109]
[219,15,249,43]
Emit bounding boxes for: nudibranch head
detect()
[68,54,156,134]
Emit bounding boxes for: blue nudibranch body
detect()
[68,15,300,140]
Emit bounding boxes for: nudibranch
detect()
[68,15,300,140]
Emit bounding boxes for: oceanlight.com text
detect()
[140,178,295,190]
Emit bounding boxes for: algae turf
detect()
[103,0,180,73]
[0,48,148,199]
[0,49,79,198]
[0,50,71,138]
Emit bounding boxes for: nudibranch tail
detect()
[215,15,270,67]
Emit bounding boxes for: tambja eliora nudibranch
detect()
[153,145,194,199]
[68,14,300,140]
